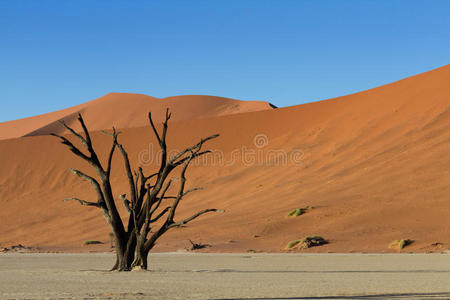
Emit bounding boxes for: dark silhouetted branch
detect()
[50,133,91,162]
[169,134,219,165]
[69,168,105,204]
[63,197,101,207]
[150,206,171,223]
[168,209,222,229]
[59,120,87,147]
[120,194,132,214]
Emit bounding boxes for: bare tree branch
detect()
[173,150,211,167]
[69,168,105,204]
[63,197,101,207]
[183,187,204,196]
[102,127,120,176]
[161,108,171,145]
[148,112,162,145]
[134,170,156,221]
[166,153,195,223]
[50,133,91,162]
[168,209,222,229]
[150,206,171,223]
[59,120,88,147]
[115,142,137,205]
[76,114,104,171]
[134,170,140,200]
[120,194,132,214]
[161,187,203,199]
[77,113,93,147]
[149,109,172,177]
[150,177,176,214]
[169,134,219,165]
[53,114,105,174]
[145,172,159,181]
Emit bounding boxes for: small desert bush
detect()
[299,236,327,248]
[83,240,103,245]
[389,239,412,250]
[286,240,302,249]
[286,206,312,217]
[286,236,327,250]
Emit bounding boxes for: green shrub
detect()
[286,236,327,250]
[389,239,412,250]
[83,240,103,245]
[286,240,301,249]
[299,236,327,248]
[286,206,312,217]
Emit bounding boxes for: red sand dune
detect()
[0,93,274,140]
[0,65,449,253]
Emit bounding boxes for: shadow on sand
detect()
[193,270,450,274]
[216,292,450,300]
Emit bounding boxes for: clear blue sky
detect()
[1,0,449,122]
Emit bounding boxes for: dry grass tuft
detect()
[83,240,103,246]
[389,239,413,250]
[286,236,327,250]
[286,206,312,217]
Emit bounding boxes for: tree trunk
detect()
[110,233,147,271]
[131,249,149,270]
[124,234,137,270]
[111,251,133,271]
[131,235,149,270]
[110,234,130,271]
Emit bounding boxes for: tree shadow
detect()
[191,269,450,274]
[216,292,450,299]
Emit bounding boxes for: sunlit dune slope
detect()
[0,93,274,140]
[0,65,449,253]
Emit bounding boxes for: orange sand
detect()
[0,65,449,253]
[0,93,273,140]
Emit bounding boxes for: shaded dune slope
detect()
[0,65,449,253]
[0,93,274,139]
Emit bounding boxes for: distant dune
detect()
[0,65,449,253]
[0,93,274,140]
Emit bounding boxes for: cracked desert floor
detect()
[1,253,450,300]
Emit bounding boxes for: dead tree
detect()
[52,110,221,271]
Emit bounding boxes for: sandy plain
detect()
[1,253,450,299]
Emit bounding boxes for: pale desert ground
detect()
[1,253,450,300]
